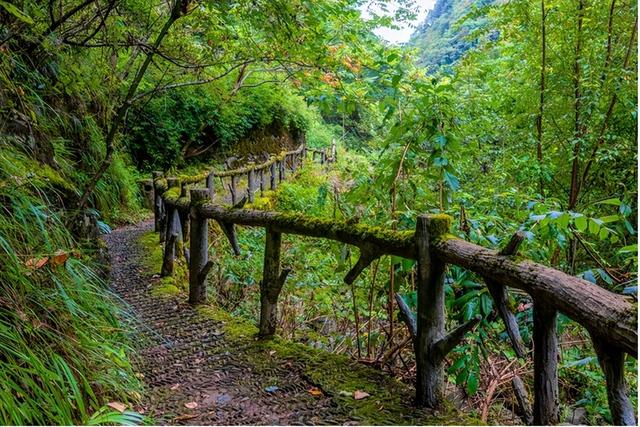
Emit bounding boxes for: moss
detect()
[137,231,163,270]
[136,231,188,297]
[424,214,453,237]
[195,304,481,425]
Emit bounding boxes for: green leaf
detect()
[480,293,493,316]
[466,372,479,395]
[588,218,601,234]
[443,170,460,191]
[574,215,587,232]
[0,0,34,24]
[557,212,570,230]
[597,198,622,206]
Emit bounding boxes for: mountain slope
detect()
[408,0,491,70]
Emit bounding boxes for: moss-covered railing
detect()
[150,160,636,425]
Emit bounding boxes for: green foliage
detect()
[0,148,142,424]
[408,0,493,71]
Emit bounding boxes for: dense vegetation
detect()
[0,0,637,424]
[408,0,492,70]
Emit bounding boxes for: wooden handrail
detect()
[195,206,636,356]
[150,145,636,425]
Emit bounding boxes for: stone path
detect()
[104,219,465,425]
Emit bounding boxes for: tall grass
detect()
[0,147,143,425]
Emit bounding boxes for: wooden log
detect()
[487,281,527,358]
[344,244,381,285]
[532,303,559,425]
[270,162,277,190]
[279,159,285,181]
[176,181,189,247]
[188,189,211,305]
[395,292,417,340]
[216,220,241,256]
[162,178,179,243]
[161,232,177,277]
[433,238,637,356]
[485,231,528,356]
[512,375,533,425]
[259,229,290,336]
[230,175,237,205]
[197,205,415,259]
[247,167,255,203]
[259,168,265,195]
[194,205,637,356]
[433,315,481,358]
[591,334,636,425]
[152,171,163,232]
[206,172,215,198]
[415,214,449,408]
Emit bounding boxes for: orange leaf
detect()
[107,401,127,413]
[25,257,49,269]
[51,250,69,266]
[308,387,323,397]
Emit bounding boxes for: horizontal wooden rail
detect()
[196,206,636,356]
[151,145,636,424]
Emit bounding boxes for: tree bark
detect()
[259,229,289,336]
[532,303,559,425]
[591,333,636,425]
[188,189,210,304]
[415,215,448,408]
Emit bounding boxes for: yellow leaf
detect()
[308,387,323,397]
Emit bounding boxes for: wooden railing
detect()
[150,145,636,426]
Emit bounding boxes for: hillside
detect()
[408,0,492,70]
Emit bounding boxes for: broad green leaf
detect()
[574,215,587,232]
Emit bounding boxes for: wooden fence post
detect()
[591,334,636,425]
[230,175,237,205]
[206,172,215,199]
[533,303,559,425]
[291,153,297,173]
[152,171,163,232]
[247,166,255,203]
[414,214,480,408]
[279,158,285,181]
[321,149,326,165]
[270,162,277,190]
[189,189,212,305]
[178,183,189,248]
[259,168,265,195]
[160,178,179,276]
[415,214,448,407]
[259,228,290,337]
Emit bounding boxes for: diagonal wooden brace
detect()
[216,220,241,256]
[395,292,417,340]
[344,244,382,285]
[433,315,482,359]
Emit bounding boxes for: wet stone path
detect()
[104,220,356,425]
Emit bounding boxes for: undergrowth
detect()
[0,146,143,424]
